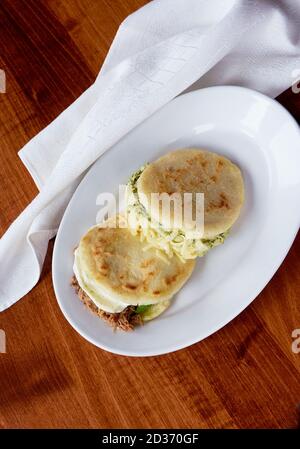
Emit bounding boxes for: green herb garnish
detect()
[135,304,152,314]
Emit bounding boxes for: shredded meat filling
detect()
[71,276,142,331]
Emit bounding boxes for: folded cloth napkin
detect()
[1,0,299,311]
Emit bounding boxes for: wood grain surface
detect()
[0,0,299,429]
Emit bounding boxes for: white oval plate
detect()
[52,86,300,357]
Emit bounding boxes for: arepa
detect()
[72,215,195,329]
[126,149,244,260]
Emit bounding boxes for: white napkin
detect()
[1,0,299,311]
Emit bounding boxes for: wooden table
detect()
[0,0,299,429]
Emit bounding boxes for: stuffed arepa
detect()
[72,215,195,330]
[126,149,244,260]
